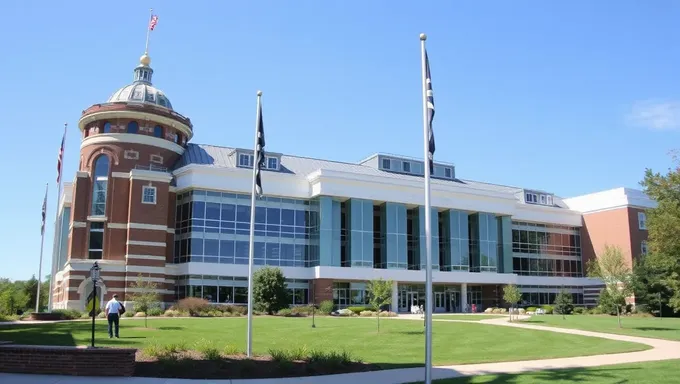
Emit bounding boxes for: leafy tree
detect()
[126,274,161,328]
[366,278,393,332]
[587,244,634,327]
[597,287,626,316]
[633,257,672,316]
[503,284,522,322]
[553,289,574,319]
[640,156,680,313]
[0,283,29,315]
[252,267,289,315]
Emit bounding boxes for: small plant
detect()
[268,348,292,362]
[289,345,309,361]
[291,305,315,315]
[147,307,163,317]
[176,297,211,316]
[223,344,240,356]
[97,312,106,319]
[194,338,221,360]
[359,310,375,317]
[134,311,147,317]
[164,340,188,354]
[123,311,135,318]
[319,300,334,314]
[276,308,293,317]
[573,307,586,315]
[541,305,554,315]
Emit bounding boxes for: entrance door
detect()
[408,292,419,312]
[450,291,460,313]
[434,292,445,313]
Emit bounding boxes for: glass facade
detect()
[173,190,319,266]
[91,156,109,216]
[440,210,470,271]
[347,199,374,268]
[418,207,440,270]
[518,285,585,306]
[175,275,309,305]
[469,213,498,272]
[511,221,583,277]
[332,282,369,308]
[382,203,408,269]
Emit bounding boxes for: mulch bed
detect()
[133,351,382,379]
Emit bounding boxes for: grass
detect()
[0,316,649,367]
[433,315,506,321]
[418,359,680,383]
[524,315,680,341]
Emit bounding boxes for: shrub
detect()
[163,309,180,317]
[573,307,586,315]
[635,304,651,314]
[252,266,289,315]
[223,345,240,355]
[337,308,354,316]
[377,311,397,317]
[359,310,375,317]
[484,307,495,313]
[134,311,147,317]
[590,306,603,315]
[276,308,294,317]
[319,300,334,314]
[291,305,315,315]
[541,305,554,314]
[147,307,163,317]
[97,312,106,319]
[0,314,19,322]
[123,311,135,317]
[194,338,221,360]
[518,308,526,314]
[526,307,538,313]
[52,309,83,320]
[347,306,375,315]
[176,298,211,316]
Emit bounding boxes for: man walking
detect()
[105,294,124,338]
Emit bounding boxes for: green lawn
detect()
[420,359,680,383]
[525,315,680,341]
[433,315,506,321]
[0,317,648,367]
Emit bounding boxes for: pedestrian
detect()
[105,294,125,338]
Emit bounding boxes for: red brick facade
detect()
[0,345,136,376]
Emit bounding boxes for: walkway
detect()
[2,315,680,384]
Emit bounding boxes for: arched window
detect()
[153,125,163,138]
[91,155,109,216]
[127,121,139,134]
[103,122,111,133]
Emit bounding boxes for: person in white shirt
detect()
[105,294,123,338]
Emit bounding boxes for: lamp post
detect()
[89,262,100,348]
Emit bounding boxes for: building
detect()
[48,51,655,313]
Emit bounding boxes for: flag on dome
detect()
[149,14,159,31]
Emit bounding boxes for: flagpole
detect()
[145,8,153,54]
[246,90,263,357]
[48,123,67,312]
[36,183,48,313]
[420,33,433,384]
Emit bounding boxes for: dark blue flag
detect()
[425,50,435,174]
[255,102,266,197]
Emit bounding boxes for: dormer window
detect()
[445,167,452,178]
[403,161,411,173]
[546,195,553,206]
[525,192,538,203]
[239,153,253,167]
[540,194,547,204]
[267,157,279,170]
[382,158,391,170]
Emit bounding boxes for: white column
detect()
[460,283,468,313]
[391,280,399,313]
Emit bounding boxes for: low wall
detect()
[0,344,137,376]
[27,312,65,321]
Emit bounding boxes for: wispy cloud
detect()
[627,100,680,131]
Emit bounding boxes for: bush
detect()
[252,266,289,315]
[291,305,315,315]
[147,307,164,317]
[123,311,135,318]
[0,314,19,322]
[163,309,180,317]
[484,307,496,313]
[590,306,604,315]
[176,298,211,316]
[377,311,397,317]
[194,338,221,360]
[635,304,651,314]
[319,300,334,314]
[276,308,296,317]
[347,306,375,315]
[541,305,554,314]
[573,307,586,315]
[526,307,538,313]
[359,310,375,317]
[97,312,106,319]
[134,311,146,317]
[337,308,354,316]
[51,309,83,320]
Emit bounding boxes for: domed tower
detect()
[66,52,192,309]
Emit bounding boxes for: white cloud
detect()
[627,100,680,131]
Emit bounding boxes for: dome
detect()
[108,82,173,110]
[106,54,173,110]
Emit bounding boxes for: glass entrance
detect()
[408,292,419,310]
[450,291,460,313]
[434,292,446,313]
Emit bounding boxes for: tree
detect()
[252,267,289,315]
[587,244,634,327]
[503,284,522,322]
[366,278,393,332]
[126,274,161,328]
[632,257,672,316]
[640,156,680,313]
[553,289,574,319]
[0,284,29,315]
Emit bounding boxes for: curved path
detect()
[2,315,680,384]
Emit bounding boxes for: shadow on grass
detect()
[631,327,677,332]
[156,326,185,331]
[0,323,78,346]
[423,365,645,383]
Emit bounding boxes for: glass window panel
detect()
[192,202,205,219]
[281,209,295,225]
[267,208,281,224]
[204,239,219,256]
[191,238,203,255]
[255,207,266,223]
[236,206,250,222]
[205,203,220,220]
[219,287,233,303]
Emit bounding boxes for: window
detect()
[638,212,647,230]
[445,167,452,178]
[150,155,163,164]
[127,121,139,134]
[238,153,253,167]
[153,125,163,138]
[382,158,391,170]
[142,186,157,204]
[540,195,547,204]
[403,161,411,173]
[267,157,278,170]
[88,222,104,260]
[103,122,111,133]
[546,195,553,206]
[525,193,537,203]
[173,133,179,143]
[91,156,109,216]
[641,241,648,255]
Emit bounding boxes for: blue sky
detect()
[1,1,679,280]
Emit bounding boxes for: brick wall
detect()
[0,345,136,376]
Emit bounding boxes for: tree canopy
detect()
[252,267,289,315]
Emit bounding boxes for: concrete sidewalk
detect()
[2,316,679,384]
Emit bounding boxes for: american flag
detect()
[425,50,436,174]
[41,186,47,236]
[56,126,66,184]
[149,15,159,31]
[254,100,266,197]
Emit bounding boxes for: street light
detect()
[89,262,100,348]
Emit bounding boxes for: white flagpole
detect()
[246,90,263,357]
[420,33,433,384]
[48,123,67,312]
[36,183,48,313]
